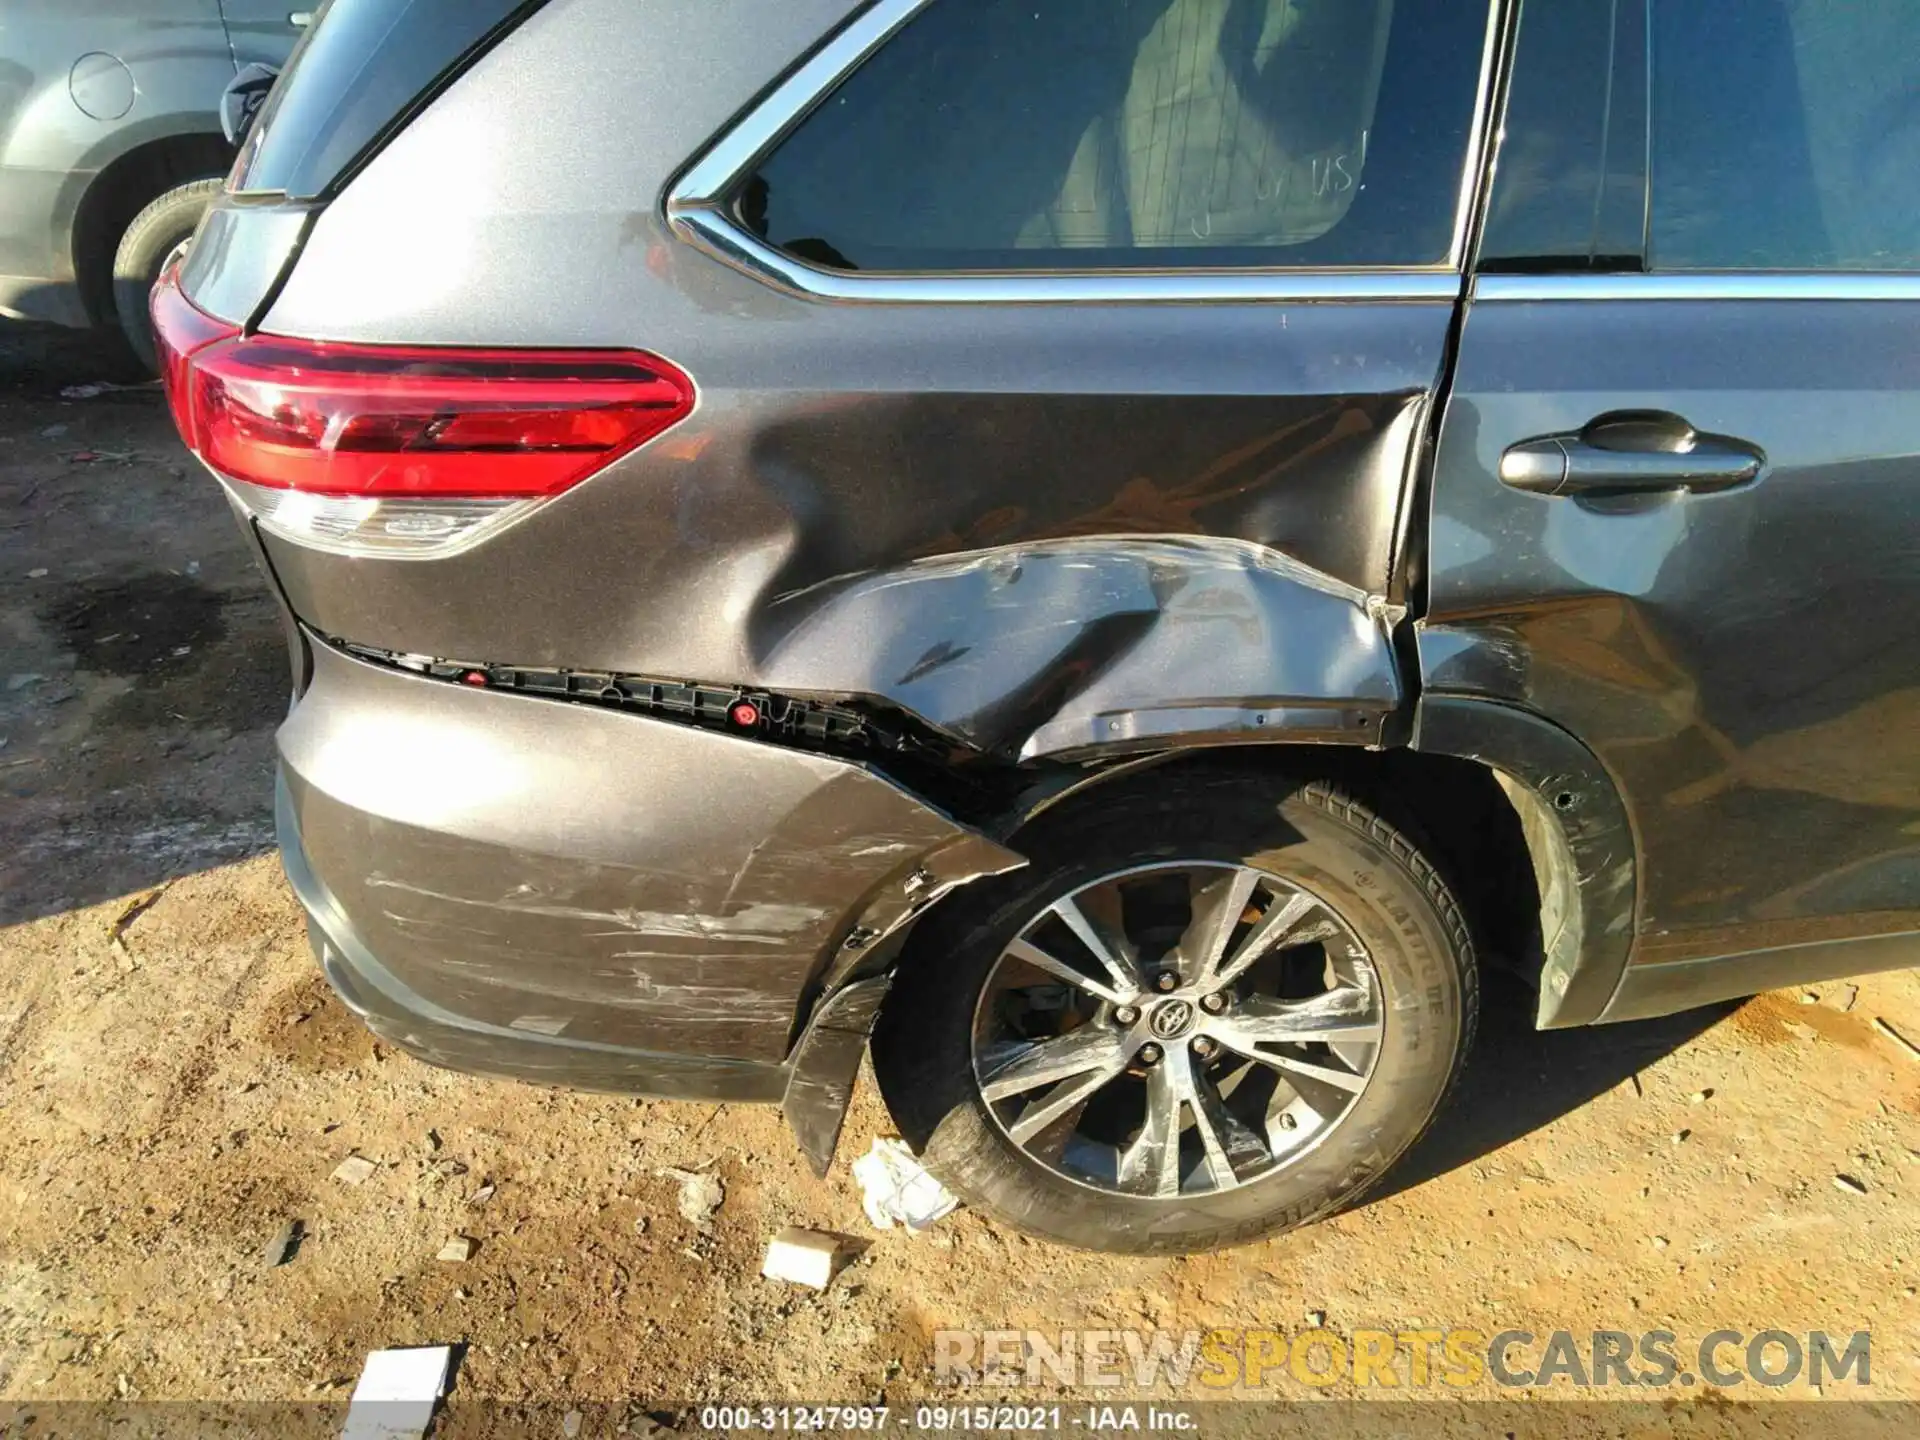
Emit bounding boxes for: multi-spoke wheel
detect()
[873,770,1476,1254]
[974,862,1385,1199]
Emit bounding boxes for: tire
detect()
[112,177,225,374]
[871,769,1478,1254]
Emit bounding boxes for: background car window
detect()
[1653,0,1920,270]
[739,0,1492,272]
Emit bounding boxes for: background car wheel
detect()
[872,769,1478,1254]
[113,177,225,374]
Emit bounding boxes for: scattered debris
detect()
[1690,1089,1714,1105]
[1800,992,1820,1005]
[851,1138,958,1233]
[563,1411,584,1438]
[39,425,68,439]
[333,1154,378,1187]
[26,567,48,578]
[762,1227,844,1290]
[1834,1174,1868,1197]
[436,1237,475,1263]
[1306,1310,1328,1328]
[656,1167,725,1230]
[61,380,154,400]
[261,1220,302,1268]
[1651,1236,1670,1250]
[633,1216,649,1237]
[467,1184,496,1208]
[1874,1017,1920,1062]
[1834,984,1860,1013]
[107,884,170,956]
[1671,1129,1691,1145]
[426,1129,442,1152]
[343,1345,453,1440]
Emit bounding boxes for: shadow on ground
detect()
[1,319,284,925]
[1364,970,1734,1205]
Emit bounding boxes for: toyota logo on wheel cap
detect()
[1149,998,1196,1040]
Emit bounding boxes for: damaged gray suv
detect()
[156,0,1920,1253]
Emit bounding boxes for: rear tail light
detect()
[150,265,694,556]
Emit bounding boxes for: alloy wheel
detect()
[970,861,1385,1199]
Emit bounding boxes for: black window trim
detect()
[666,0,1507,304]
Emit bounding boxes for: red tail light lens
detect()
[152,266,695,513]
[190,339,694,499]
[151,267,239,440]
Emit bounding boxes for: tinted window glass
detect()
[1482,0,1646,270]
[233,0,542,200]
[1652,0,1920,270]
[741,0,1491,271]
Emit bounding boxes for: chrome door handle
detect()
[1500,412,1764,497]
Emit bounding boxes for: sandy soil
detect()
[2,321,1917,1433]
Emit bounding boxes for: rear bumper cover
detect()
[279,638,1019,1102]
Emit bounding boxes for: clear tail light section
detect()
[150,264,695,557]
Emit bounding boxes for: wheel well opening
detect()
[72,134,233,327]
[995,745,1547,989]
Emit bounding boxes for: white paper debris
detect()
[761,1226,841,1289]
[656,1166,724,1230]
[342,1345,452,1440]
[332,1154,378,1186]
[851,1138,958,1233]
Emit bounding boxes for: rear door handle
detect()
[1500,412,1764,497]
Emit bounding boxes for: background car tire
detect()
[113,177,225,374]
[872,768,1478,1254]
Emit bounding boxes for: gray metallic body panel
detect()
[1600,932,1920,1024]
[280,638,1018,1067]
[1426,292,1920,977]
[179,200,314,325]
[0,0,251,324]
[285,777,790,1103]
[0,0,303,326]
[251,0,1439,761]
[202,0,1463,1138]
[215,0,308,69]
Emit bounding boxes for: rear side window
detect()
[738,0,1492,272]
[1652,0,1920,270]
[232,0,543,200]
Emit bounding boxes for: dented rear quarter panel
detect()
[219,0,1461,1091]
[252,0,1440,761]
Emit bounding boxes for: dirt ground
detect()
[2,320,1918,1432]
